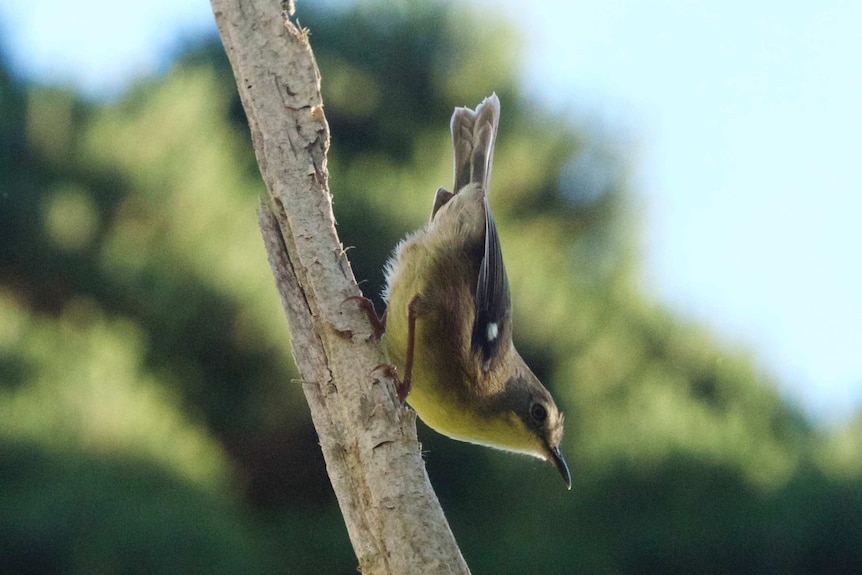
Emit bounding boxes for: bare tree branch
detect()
[210,1,469,573]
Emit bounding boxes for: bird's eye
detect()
[530,402,548,423]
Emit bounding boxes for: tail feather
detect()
[450,93,500,194]
[449,94,510,368]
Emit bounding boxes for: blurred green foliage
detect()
[2,1,862,573]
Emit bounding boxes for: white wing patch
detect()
[486,322,499,343]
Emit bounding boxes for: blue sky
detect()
[3,0,860,423]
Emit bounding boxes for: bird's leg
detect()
[344,295,386,340]
[398,294,423,402]
[373,293,422,402]
[350,293,421,403]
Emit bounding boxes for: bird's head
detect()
[474,355,570,489]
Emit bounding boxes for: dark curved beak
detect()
[546,443,571,490]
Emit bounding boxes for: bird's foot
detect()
[344,295,386,341]
[372,363,410,403]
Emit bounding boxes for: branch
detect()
[210,1,469,573]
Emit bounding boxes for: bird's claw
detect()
[372,363,410,403]
[344,295,386,341]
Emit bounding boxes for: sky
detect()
[2,0,860,424]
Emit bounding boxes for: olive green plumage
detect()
[383,94,570,488]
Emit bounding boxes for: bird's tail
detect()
[450,93,500,194]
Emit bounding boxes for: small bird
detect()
[365,94,570,489]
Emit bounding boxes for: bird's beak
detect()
[545,443,571,490]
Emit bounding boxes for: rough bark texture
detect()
[210,1,469,573]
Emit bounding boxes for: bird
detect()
[359,94,570,489]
